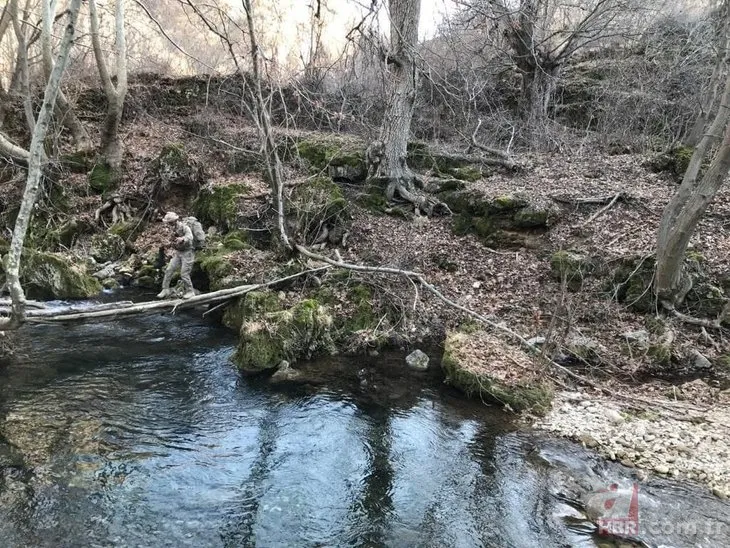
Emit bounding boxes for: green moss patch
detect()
[4,251,102,300]
[550,250,594,291]
[194,183,250,230]
[89,162,118,194]
[233,298,335,374]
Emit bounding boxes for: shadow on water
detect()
[0,305,729,547]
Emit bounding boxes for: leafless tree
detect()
[89,0,128,171]
[456,0,649,130]
[5,0,83,324]
[40,0,90,149]
[371,0,425,211]
[655,2,730,306]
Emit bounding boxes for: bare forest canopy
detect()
[0,0,723,149]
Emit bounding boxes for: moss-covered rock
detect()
[551,250,594,291]
[287,177,351,245]
[608,256,656,312]
[296,139,366,182]
[89,162,118,193]
[441,329,553,414]
[149,143,205,195]
[89,233,125,263]
[194,183,249,230]
[5,251,102,300]
[233,298,335,374]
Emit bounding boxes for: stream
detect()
[0,303,729,547]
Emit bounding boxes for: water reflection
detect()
[0,311,728,547]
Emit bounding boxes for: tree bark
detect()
[40,0,89,150]
[5,0,82,323]
[686,0,730,147]
[89,0,128,170]
[375,0,421,205]
[241,0,290,249]
[9,0,35,134]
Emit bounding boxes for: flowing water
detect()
[0,306,729,547]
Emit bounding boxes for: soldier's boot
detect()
[156,288,172,299]
[182,290,196,299]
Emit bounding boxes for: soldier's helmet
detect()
[163,211,179,223]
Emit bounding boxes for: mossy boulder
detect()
[149,143,205,195]
[194,183,249,230]
[233,298,335,374]
[646,146,695,180]
[223,290,281,332]
[441,328,553,414]
[607,256,656,312]
[449,166,482,182]
[89,162,119,193]
[296,139,366,183]
[89,233,125,263]
[287,177,351,245]
[8,251,102,300]
[551,250,594,291]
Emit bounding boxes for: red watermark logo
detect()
[587,482,640,537]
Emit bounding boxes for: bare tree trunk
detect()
[5,0,82,323]
[686,0,730,147]
[40,0,89,150]
[655,108,730,302]
[89,0,127,170]
[9,0,35,134]
[0,131,29,163]
[241,0,290,248]
[375,0,422,206]
[655,45,730,302]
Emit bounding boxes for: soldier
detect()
[156,212,196,299]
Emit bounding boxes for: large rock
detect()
[148,143,205,197]
[233,298,335,374]
[89,233,125,263]
[406,349,430,371]
[11,251,102,300]
[441,328,553,413]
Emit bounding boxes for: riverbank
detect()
[534,381,730,500]
[3,78,730,505]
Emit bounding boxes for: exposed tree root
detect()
[661,300,726,329]
[383,174,451,217]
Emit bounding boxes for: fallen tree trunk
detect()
[16,267,328,324]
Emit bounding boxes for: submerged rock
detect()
[406,349,430,371]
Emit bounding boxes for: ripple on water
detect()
[1,312,730,547]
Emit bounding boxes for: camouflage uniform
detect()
[157,219,196,299]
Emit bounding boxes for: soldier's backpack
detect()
[184,217,206,249]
